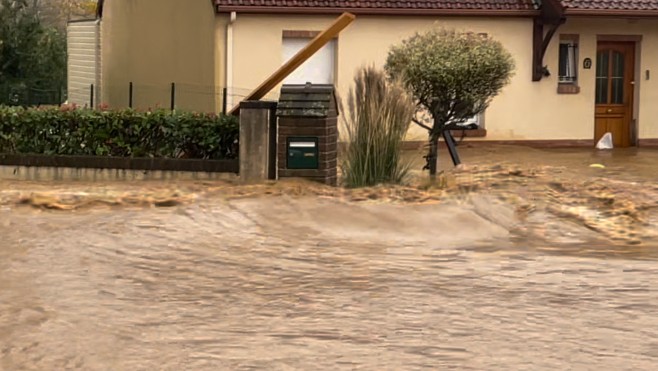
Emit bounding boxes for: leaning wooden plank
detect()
[229,12,355,115]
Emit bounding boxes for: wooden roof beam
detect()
[228,12,355,115]
[540,0,565,21]
[532,0,566,81]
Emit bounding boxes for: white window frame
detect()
[559,40,578,84]
[416,110,484,130]
[281,36,336,85]
[458,113,483,129]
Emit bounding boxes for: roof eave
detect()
[215,6,539,17]
[565,9,658,17]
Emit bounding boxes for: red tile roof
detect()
[215,0,539,14]
[562,0,658,10]
[215,0,658,15]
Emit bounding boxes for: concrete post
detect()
[238,101,277,183]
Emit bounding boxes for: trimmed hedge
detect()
[0,106,239,159]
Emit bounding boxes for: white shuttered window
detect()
[282,37,336,85]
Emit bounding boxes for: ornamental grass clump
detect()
[341,66,416,188]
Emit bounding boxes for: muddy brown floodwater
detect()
[1,146,657,370]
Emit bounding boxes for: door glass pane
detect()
[611,78,624,104]
[612,51,625,78]
[611,51,625,104]
[596,51,609,104]
[596,79,609,104]
[596,51,609,77]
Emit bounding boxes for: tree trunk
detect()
[428,134,439,179]
[427,114,444,179]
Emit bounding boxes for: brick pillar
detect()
[276,84,340,186]
[277,116,338,186]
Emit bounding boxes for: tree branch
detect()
[443,122,461,131]
[412,116,432,131]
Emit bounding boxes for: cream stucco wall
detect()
[229,14,658,142]
[101,0,218,112]
[552,17,658,140]
[101,7,658,141]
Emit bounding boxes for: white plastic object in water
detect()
[596,132,613,150]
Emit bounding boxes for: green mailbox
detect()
[276,83,339,186]
[287,137,318,169]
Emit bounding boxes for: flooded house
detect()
[84,0,658,147]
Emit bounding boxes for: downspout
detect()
[226,11,236,111]
[96,17,102,107]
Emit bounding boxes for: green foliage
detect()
[38,0,99,30]
[0,0,67,106]
[385,27,515,137]
[340,66,415,188]
[0,106,239,159]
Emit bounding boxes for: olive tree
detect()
[385,27,515,177]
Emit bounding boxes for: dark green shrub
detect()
[0,106,238,159]
[0,0,67,106]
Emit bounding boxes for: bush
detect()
[340,66,415,188]
[0,0,67,106]
[385,27,515,176]
[0,106,239,159]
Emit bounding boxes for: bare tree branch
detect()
[412,116,432,131]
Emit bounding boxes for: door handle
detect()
[607,109,613,113]
[630,81,636,85]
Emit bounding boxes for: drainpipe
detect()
[95,18,102,107]
[226,11,237,111]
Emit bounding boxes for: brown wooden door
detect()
[595,42,635,147]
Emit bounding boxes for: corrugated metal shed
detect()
[67,19,101,107]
